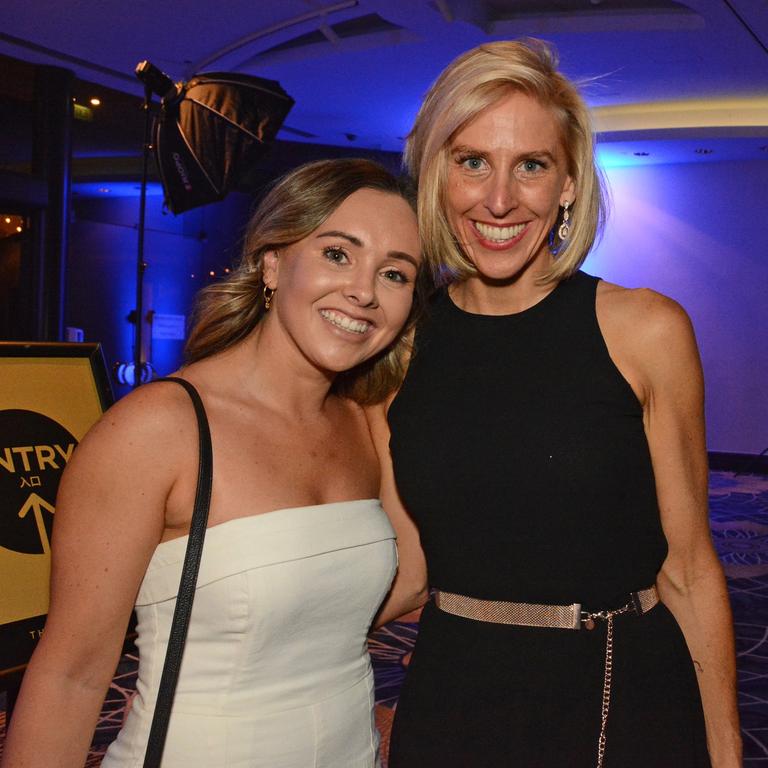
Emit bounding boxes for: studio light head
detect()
[135,60,178,102]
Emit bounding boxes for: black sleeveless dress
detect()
[387,272,710,767]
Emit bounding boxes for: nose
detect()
[343,265,379,308]
[484,172,519,218]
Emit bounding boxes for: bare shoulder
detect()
[596,281,701,403]
[598,280,698,354]
[599,279,693,336]
[67,379,197,479]
[83,379,194,443]
[52,379,202,554]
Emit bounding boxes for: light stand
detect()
[128,61,178,389]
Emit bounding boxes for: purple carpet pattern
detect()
[708,472,768,763]
[0,471,766,765]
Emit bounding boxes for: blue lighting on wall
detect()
[68,188,208,398]
[72,181,165,198]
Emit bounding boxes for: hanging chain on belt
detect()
[581,602,633,768]
[434,586,659,767]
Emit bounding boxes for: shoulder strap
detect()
[143,376,213,768]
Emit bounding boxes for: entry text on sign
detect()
[0,444,76,473]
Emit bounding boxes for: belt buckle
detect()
[572,603,593,630]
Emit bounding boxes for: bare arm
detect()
[601,286,741,767]
[366,400,428,628]
[1,385,191,768]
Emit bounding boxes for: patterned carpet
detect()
[1,470,766,765]
[708,472,768,763]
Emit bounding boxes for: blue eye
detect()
[521,159,544,173]
[461,156,485,171]
[323,246,348,263]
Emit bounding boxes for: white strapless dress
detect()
[101,499,397,767]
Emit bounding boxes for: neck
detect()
[219,322,338,418]
[451,263,557,316]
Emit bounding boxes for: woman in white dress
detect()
[2,158,427,768]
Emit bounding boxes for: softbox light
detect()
[154,72,294,214]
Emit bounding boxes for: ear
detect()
[261,250,279,289]
[560,175,576,207]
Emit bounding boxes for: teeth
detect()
[320,310,371,334]
[474,221,525,242]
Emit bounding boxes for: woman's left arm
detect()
[614,288,741,766]
[365,399,428,628]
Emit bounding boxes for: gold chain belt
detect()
[434,586,659,768]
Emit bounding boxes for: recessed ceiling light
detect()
[4,217,10,224]
[98,187,110,193]
[16,226,22,232]
[90,98,101,106]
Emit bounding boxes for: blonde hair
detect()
[184,158,426,404]
[405,38,607,285]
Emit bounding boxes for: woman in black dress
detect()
[371,39,741,767]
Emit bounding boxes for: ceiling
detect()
[1,0,767,173]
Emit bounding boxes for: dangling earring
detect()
[558,200,571,241]
[549,201,572,256]
[263,285,275,311]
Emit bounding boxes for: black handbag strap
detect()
[143,376,213,767]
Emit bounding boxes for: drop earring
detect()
[558,200,571,241]
[263,285,275,311]
[549,201,571,256]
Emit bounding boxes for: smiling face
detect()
[261,187,420,376]
[445,90,575,286]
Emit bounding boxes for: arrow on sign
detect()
[18,492,56,554]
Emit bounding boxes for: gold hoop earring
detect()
[263,285,275,311]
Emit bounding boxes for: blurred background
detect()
[0,0,766,456]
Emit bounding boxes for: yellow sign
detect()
[0,343,112,672]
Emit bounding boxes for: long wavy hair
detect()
[184,158,427,403]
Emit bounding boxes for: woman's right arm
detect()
[366,401,428,628]
[1,385,188,768]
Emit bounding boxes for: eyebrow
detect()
[317,229,363,247]
[451,145,559,163]
[387,251,420,270]
[316,230,419,269]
